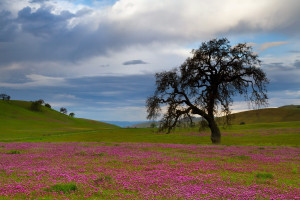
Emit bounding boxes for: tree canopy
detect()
[60,107,68,115]
[0,94,10,101]
[146,38,269,144]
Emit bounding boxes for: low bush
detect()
[45,183,77,193]
[256,172,274,179]
[45,103,51,108]
[30,101,42,111]
[6,150,21,154]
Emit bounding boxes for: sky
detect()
[0,0,300,122]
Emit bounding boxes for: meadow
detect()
[0,143,299,199]
[0,100,300,199]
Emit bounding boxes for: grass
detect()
[1,121,300,146]
[1,101,299,199]
[255,172,274,179]
[0,100,119,141]
[0,143,298,199]
[0,100,300,146]
[6,150,21,154]
[44,183,77,193]
[227,106,300,125]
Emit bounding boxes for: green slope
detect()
[0,100,119,141]
[133,105,300,128]
[1,101,299,146]
[229,105,300,125]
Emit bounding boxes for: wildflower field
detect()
[0,142,299,199]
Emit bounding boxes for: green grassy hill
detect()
[0,100,119,141]
[132,105,300,128]
[229,105,300,125]
[0,101,299,146]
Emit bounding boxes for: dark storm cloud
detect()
[263,60,300,71]
[123,60,148,65]
[289,50,300,53]
[0,5,119,65]
[261,60,300,94]
[1,0,299,68]
[0,10,17,41]
[67,74,155,98]
[294,60,300,69]
[1,74,155,109]
[17,6,75,37]
[29,0,50,3]
[263,62,288,71]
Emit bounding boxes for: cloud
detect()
[258,41,289,52]
[0,74,66,88]
[123,60,147,65]
[294,60,300,68]
[285,90,300,97]
[54,94,78,99]
[29,0,50,4]
[289,50,300,53]
[99,91,123,96]
[263,59,300,71]
[17,6,75,37]
[1,0,300,121]
[1,0,300,67]
[0,10,18,42]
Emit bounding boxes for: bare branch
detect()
[146,38,268,144]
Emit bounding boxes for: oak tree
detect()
[146,38,269,144]
[60,107,67,115]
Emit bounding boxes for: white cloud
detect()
[48,101,76,108]
[54,94,78,99]
[1,0,300,122]
[96,101,112,105]
[285,90,300,97]
[2,0,300,76]
[0,74,67,88]
[99,91,123,96]
[259,41,289,52]
[108,0,300,40]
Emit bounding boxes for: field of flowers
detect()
[0,142,299,199]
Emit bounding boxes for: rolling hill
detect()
[130,105,300,128]
[229,105,300,125]
[0,100,299,146]
[0,100,119,140]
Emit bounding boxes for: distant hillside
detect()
[229,105,300,125]
[131,105,300,128]
[0,100,119,136]
[104,121,149,128]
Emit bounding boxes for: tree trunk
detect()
[207,117,221,144]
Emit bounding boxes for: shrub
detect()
[198,120,209,131]
[7,150,21,154]
[94,152,105,157]
[256,172,274,179]
[45,103,51,108]
[37,99,45,105]
[60,107,67,115]
[45,183,77,193]
[75,151,87,156]
[69,112,75,117]
[30,100,42,111]
[240,122,246,125]
[0,94,10,101]
[94,175,112,186]
[235,155,250,160]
